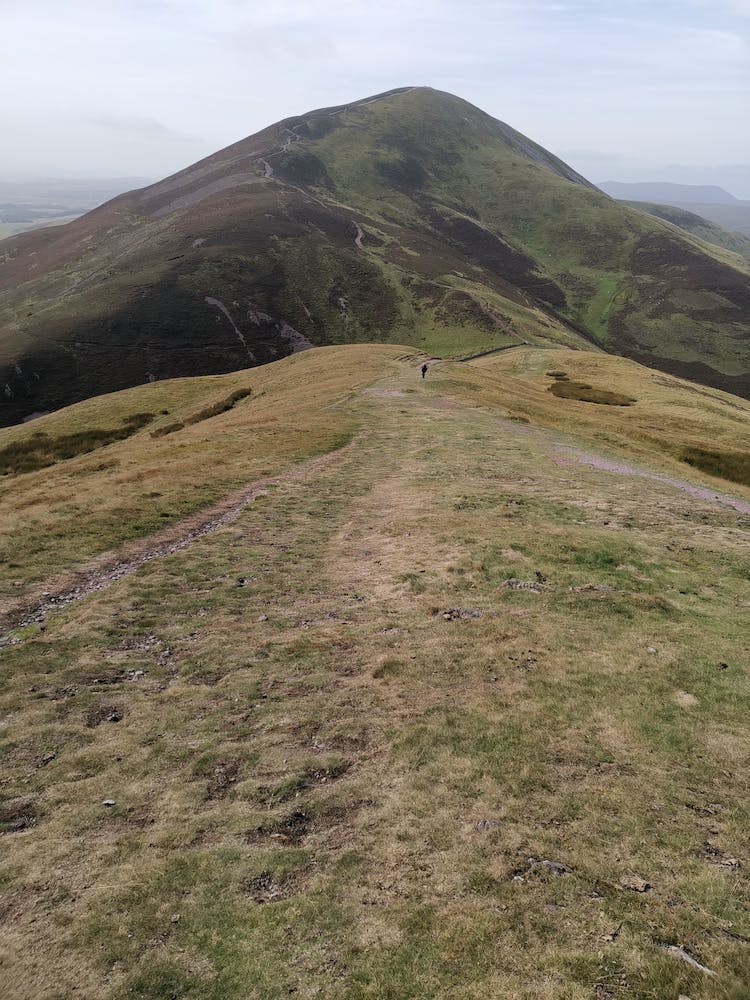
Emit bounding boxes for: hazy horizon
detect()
[2,1,750,196]
[2,163,750,204]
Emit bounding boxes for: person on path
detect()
[421,363,428,379]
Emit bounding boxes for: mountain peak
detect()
[135,85,596,216]
[1,87,749,424]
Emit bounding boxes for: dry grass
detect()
[149,387,253,438]
[0,345,404,604]
[443,347,750,479]
[0,346,748,998]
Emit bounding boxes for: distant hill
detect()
[1,87,749,424]
[674,203,750,238]
[0,178,154,212]
[622,201,750,260]
[600,180,750,238]
[598,180,742,205]
[0,177,153,238]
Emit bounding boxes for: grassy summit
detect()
[1,88,749,425]
[0,345,748,998]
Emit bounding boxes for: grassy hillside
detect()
[1,345,749,998]
[1,88,749,425]
[621,201,750,261]
[0,346,400,604]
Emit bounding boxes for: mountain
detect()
[598,181,742,205]
[622,200,750,260]
[675,202,750,238]
[599,180,750,238]
[1,344,749,996]
[1,86,750,425]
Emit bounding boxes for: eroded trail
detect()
[4,367,748,644]
[0,440,357,644]
[552,444,750,514]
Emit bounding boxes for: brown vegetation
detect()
[547,372,636,406]
[0,412,153,475]
[682,445,750,487]
[150,387,251,438]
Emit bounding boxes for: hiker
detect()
[421,363,428,379]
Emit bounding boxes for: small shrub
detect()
[186,387,252,426]
[150,421,184,438]
[0,797,38,833]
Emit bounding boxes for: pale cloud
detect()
[702,0,750,13]
[84,114,203,142]
[0,0,748,192]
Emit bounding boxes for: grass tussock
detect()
[0,412,153,475]
[682,445,750,486]
[547,372,636,406]
[150,388,252,438]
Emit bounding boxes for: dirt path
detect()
[0,439,357,645]
[552,444,750,515]
[4,362,748,643]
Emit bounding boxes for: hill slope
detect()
[1,346,749,998]
[600,181,750,238]
[620,201,750,261]
[1,87,750,425]
[598,181,742,206]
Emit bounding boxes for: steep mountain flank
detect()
[1,87,749,423]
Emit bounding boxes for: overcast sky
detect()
[3,0,750,195]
